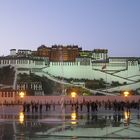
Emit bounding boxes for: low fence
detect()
[1,95,140,104]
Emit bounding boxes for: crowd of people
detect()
[22,99,140,113]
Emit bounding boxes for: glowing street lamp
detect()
[19,91,25,104]
[19,91,25,99]
[71,92,77,98]
[124,91,129,97]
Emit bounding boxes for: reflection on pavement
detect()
[19,112,24,124]
[0,106,140,139]
[71,111,77,125]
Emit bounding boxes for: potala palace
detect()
[0,45,140,94]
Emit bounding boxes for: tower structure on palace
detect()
[34,45,82,62]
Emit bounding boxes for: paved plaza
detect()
[0,104,140,140]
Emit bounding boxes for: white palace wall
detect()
[44,62,140,84]
[0,58,140,85]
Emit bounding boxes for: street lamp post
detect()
[71,91,77,105]
[71,92,77,98]
[19,91,25,104]
[123,91,130,112]
[71,92,78,111]
[124,91,129,97]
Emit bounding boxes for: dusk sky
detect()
[0,0,140,56]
